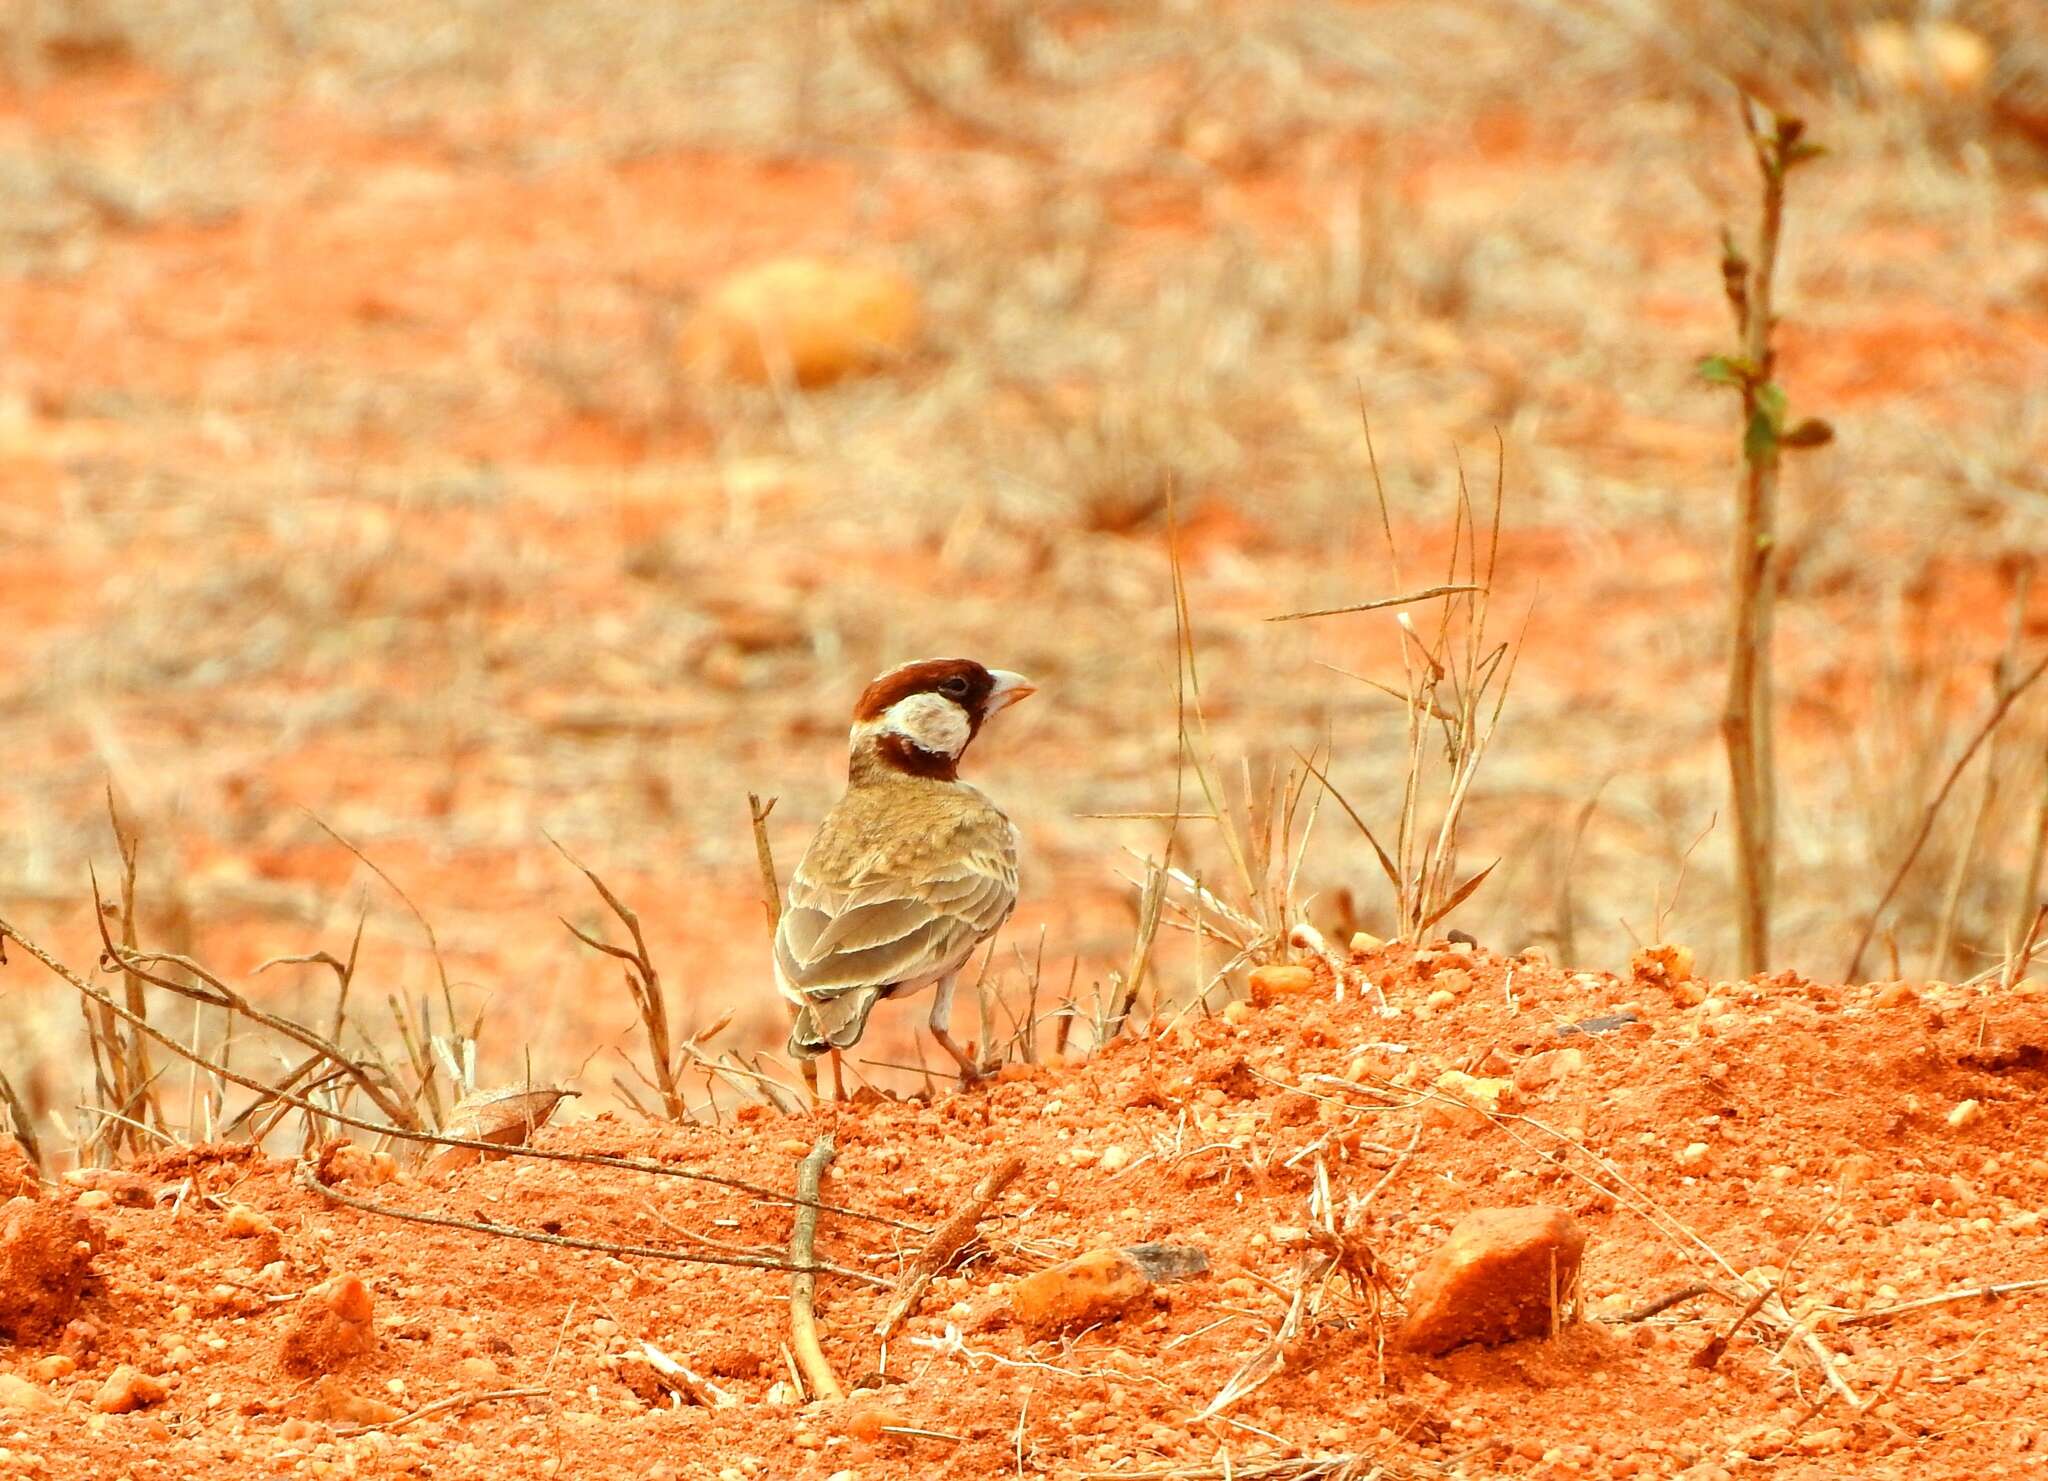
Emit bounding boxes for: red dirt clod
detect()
[0,1195,101,1341]
[279,1274,378,1376]
[1400,1206,1587,1356]
[0,1141,39,1200]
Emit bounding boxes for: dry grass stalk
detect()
[1844,647,2048,981]
[1838,1276,2048,1328]
[87,879,423,1136]
[1120,504,1329,1032]
[553,841,689,1122]
[1296,426,1519,942]
[0,1067,42,1172]
[788,1134,845,1402]
[0,910,921,1226]
[2007,773,2048,990]
[877,1151,1025,1341]
[1702,96,1829,976]
[1197,1156,1397,1423]
[1930,573,2031,978]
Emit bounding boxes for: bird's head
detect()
[848,658,1036,782]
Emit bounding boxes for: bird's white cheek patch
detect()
[878,693,970,757]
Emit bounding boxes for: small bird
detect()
[775,658,1036,1086]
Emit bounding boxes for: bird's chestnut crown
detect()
[850,658,1035,781]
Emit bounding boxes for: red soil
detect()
[4,943,2045,1478]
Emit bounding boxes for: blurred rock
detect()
[1854,21,1995,99]
[1401,1206,1586,1356]
[679,257,921,387]
[1513,1046,1584,1093]
[61,1168,153,1206]
[0,1197,100,1341]
[1248,964,1315,1006]
[308,1376,403,1424]
[0,1373,55,1412]
[91,1364,167,1414]
[221,1203,277,1239]
[280,1275,377,1376]
[319,1142,398,1186]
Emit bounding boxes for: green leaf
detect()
[1781,417,1834,449]
[1743,408,1778,464]
[1784,140,1827,167]
[1698,355,1754,387]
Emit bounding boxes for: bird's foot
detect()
[929,1027,990,1089]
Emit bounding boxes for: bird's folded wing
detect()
[775,849,1016,998]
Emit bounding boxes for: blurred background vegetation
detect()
[2,0,2045,1143]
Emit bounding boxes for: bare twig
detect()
[333,1386,550,1437]
[877,1152,1025,1341]
[298,1160,887,1284]
[1691,1281,1773,1369]
[788,1134,845,1401]
[87,877,422,1133]
[1839,1277,2048,1327]
[1614,1281,1716,1324]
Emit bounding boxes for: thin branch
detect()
[877,1152,1025,1341]
[299,1161,886,1285]
[788,1135,845,1401]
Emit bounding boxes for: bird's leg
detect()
[828,1048,846,1103]
[926,972,984,1085]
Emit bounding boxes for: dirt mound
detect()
[0,945,2044,1477]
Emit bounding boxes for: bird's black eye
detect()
[939,676,971,699]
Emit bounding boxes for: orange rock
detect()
[221,1203,277,1238]
[679,257,921,387]
[1009,1249,1153,1336]
[1400,1206,1586,1356]
[92,1364,167,1414]
[842,1401,905,1441]
[280,1275,378,1376]
[1248,964,1315,1006]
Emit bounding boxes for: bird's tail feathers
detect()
[787,987,883,1059]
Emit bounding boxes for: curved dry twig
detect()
[298,1161,888,1286]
